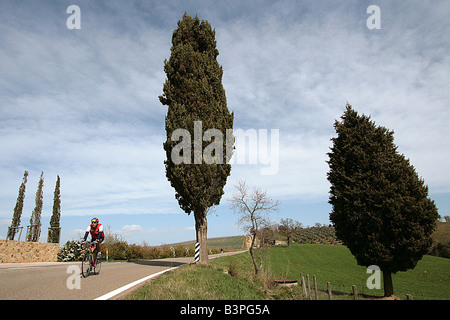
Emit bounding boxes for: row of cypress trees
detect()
[7,171,61,244]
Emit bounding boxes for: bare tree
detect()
[229,180,280,274]
[278,218,302,247]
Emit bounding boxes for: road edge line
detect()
[94,264,185,300]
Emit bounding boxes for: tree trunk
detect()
[249,234,259,274]
[194,210,209,264]
[383,270,394,297]
[258,246,265,272]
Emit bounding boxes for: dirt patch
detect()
[378,295,402,300]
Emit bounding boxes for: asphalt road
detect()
[0,251,246,300]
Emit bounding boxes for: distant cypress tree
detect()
[327,104,439,297]
[7,171,28,240]
[159,13,234,264]
[48,175,61,243]
[27,171,44,242]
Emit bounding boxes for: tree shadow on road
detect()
[128,260,187,268]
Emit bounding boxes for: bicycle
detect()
[81,240,102,278]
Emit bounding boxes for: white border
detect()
[94,264,185,300]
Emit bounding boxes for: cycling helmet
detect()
[91,218,99,223]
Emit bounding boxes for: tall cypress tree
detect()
[27,171,44,242]
[48,175,61,243]
[159,13,234,264]
[7,171,28,240]
[327,104,439,297]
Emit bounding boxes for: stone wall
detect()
[243,234,261,249]
[0,240,59,263]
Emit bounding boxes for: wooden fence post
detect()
[327,282,332,300]
[306,274,312,300]
[352,285,357,300]
[300,273,307,296]
[313,275,319,300]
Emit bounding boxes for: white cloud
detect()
[0,9,173,218]
[66,228,86,241]
[0,1,449,232]
[121,224,143,233]
[217,2,450,196]
[117,224,195,242]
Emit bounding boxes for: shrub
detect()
[102,226,128,260]
[185,246,195,257]
[142,246,160,259]
[106,241,128,260]
[158,245,172,259]
[127,244,145,261]
[228,261,239,279]
[429,241,450,259]
[210,248,221,254]
[174,244,186,257]
[58,240,83,262]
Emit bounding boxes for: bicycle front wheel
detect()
[94,255,102,275]
[81,251,91,278]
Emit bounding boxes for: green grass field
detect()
[127,244,450,300]
[170,235,245,251]
[264,244,450,300]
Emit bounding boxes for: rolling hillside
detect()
[170,235,246,251]
[127,243,450,300]
[294,226,342,245]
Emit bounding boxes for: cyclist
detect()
[82,218,104,258]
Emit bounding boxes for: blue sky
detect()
[1,1,449,246]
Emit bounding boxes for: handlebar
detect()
[81,240,98,245]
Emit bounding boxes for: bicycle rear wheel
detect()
[81,251,91,278]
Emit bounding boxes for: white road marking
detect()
[94,264,186,300]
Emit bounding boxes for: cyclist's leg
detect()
[92,238,98,256]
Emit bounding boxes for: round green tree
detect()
[327,104,439,297]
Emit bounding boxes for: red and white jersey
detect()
[86,223,103,240]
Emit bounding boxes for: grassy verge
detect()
[126,244,450,300]
[126,253,268,300]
